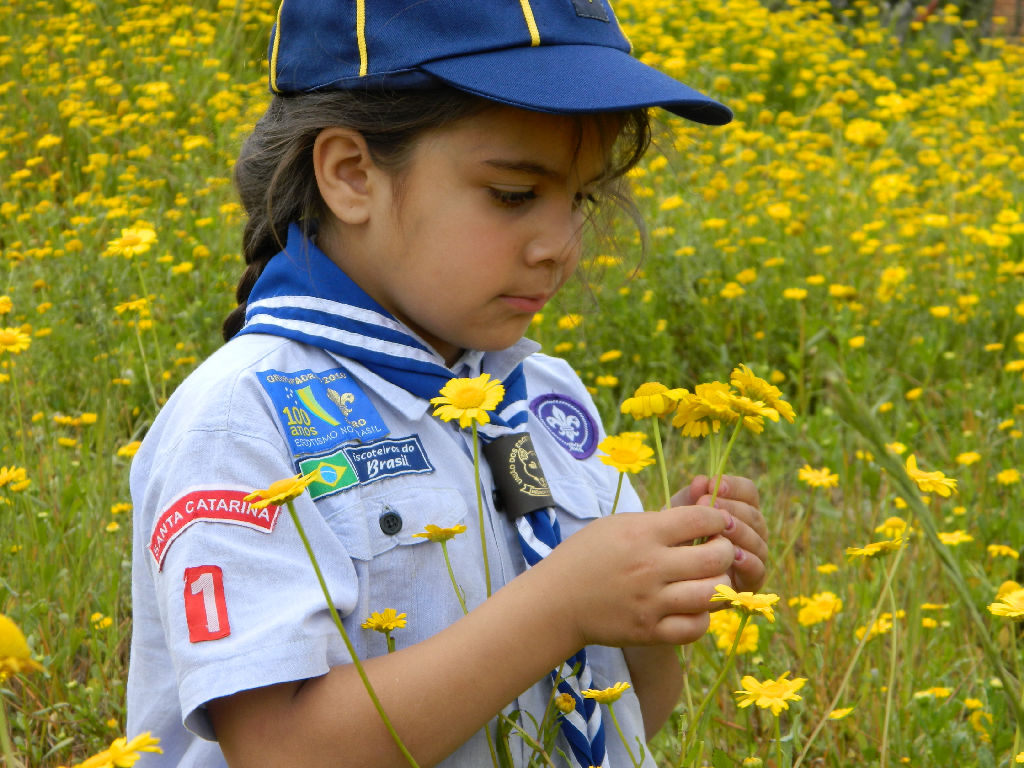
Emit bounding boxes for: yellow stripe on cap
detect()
[270,0,286,92]
[518,0,541,46]
[356,0,368,76]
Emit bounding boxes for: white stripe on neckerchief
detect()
[237,224,609,768]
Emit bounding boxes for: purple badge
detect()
[529,393,598,460]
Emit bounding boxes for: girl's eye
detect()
[489,187,536,208]
[573,192,598,210]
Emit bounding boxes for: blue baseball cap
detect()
[268,0,732,125]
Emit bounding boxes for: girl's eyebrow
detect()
[483,158,560,179]
[482,158,606,185]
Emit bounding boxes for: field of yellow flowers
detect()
[1,0,1022,765]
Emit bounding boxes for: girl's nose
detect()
[524,200,582,267]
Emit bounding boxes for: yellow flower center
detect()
[0,330,19,345]
[264,477,297,496]
[446,382,488,409]
[608,447,639,464]
[633,381,668,396]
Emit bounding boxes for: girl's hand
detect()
[537,505,735,649]
[673,474,768,595]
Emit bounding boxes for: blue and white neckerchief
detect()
[237,224,608,768]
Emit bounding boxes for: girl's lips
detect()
[501,294,548,313]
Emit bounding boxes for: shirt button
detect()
[379,510,403,536]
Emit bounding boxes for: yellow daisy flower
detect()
[0,327,32,354]
[905,454,957,497]
[730,364,796,423]
[845,538,905,559]
[430,374,505,428]
[672,382,737,437]
[412,524,468,543]
[988,587,1024,619]
[620,381,687,419]
[798,464,839,489]
[361,609,408,633]
[792,592,843,626]
[105,226,157,258]
[582,681,631,704]
[734,671,807,716]
[710,584,779,622]
[937,530,973,546]
[597,434,656,474]
[554,692,576,713]
[0,465,30,492]
[0,613,45,680]
[70,732,162,768]
[987,544,1019,559]
[708,609,759,654]
[244,470,320,509]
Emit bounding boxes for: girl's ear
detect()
[313,127,378,225]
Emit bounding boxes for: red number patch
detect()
[183,565,230,642]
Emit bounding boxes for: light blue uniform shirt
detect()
[127,332,655,767]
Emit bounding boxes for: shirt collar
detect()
[329,337,540,422]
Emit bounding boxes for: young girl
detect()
[127,1,769,766]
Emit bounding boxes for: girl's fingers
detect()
[652,611,711,646]
[729,549,767,595]
[712,474,760,508]
[699,493,767,542]
[715,508,769,565]
[647,505,727,547]
[658,534,734,584]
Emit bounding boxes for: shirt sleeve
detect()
[133,414,360,740]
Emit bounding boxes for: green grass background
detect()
[1,0,1022,764]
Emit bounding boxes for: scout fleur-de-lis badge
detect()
[544,405,582,442]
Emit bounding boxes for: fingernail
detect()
[718,480,729,497]
[724,514,735,531]
[734,547,745,562]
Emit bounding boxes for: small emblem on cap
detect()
[529,394,598,459]
[571,0,610,22]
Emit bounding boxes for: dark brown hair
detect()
[222,86,651,340]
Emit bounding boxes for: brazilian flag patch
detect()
[298,450,359,500]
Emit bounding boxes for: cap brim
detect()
[420,45,731,125]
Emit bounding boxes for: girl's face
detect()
[327,106,617,366]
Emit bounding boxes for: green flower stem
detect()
[1013,627,1023,758]
[437,521,498,768]
[132,321,160,410]
[677,645,695,764]
[651,416,671,509]
[829,372,1023,726]
[710,419,745,506]
[440,540,469,615]
[609,472,624,515]
[385,631,396,654]
[0,696,23,768]
[774,715,784,768]
[9,364,26,464]
[472,422,492,597]
[681,613,749,766]
[499,717,557,768]
[880,580,899,768]
[285,500,420,768]
[134,260,165,401]
[607,703,641,768]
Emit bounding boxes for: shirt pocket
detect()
[320,483,469,562]
[546,474,604,541]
